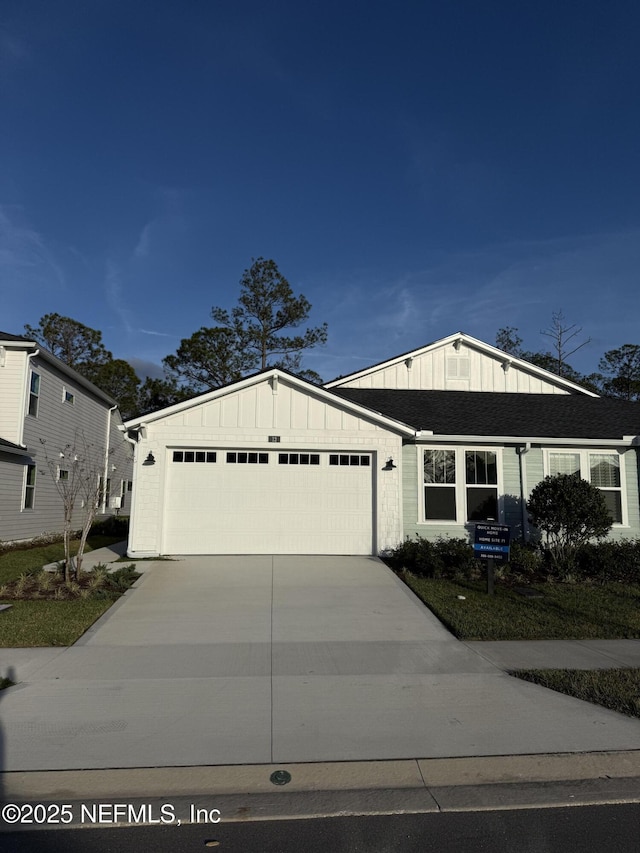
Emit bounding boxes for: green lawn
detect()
[401,573,640,640]
[0,536,124,585]
[0,599,113,646]
[0,538,136,646]
[513,669,640,719]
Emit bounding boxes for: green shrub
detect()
[434,537,478,579]
[90,564,139,599]
[386,535,477,580]
[504,541,544,580]
[89,516,130,538]
[527,474,612,577]
[573,540,640,584]
[385,536,436,576]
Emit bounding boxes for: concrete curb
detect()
[2,751,640,829]
[71,569,149,647]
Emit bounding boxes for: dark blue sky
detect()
[2,0,639,381]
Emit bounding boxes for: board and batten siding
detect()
[127,376,404,556]
[501,446,525,539]
[338,341,571,395]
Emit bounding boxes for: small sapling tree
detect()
[41,432,107,582]
[527,473,613,577]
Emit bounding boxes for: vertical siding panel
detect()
[341,411,359,431]
[525,448,545,495]
[332,344,576,393]
[183,408,202,426]
[255,383,272,429]
[308,397,325,430]
[291,392,308,430]
[238,387,257,428]
[402,443,418,540]
[502,446,524,538]
[325,405,342,430]
[220,395,239,427]
[432,349,445,389]
[203,400,222,428]
[610,450,640,542]
[275,386,292,429]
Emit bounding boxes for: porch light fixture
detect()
[143,452,156,466]
[383,457,396,470]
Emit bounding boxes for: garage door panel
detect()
[162,450,373,554]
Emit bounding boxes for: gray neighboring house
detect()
[0,332,134,544]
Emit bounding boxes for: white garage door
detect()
[162,449,374,554]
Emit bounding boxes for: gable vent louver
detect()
[446,357,470,379]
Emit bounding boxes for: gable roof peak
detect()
[324,331,598,397]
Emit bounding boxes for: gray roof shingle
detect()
[331,389,640,439]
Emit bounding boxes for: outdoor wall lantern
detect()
[383,457,396,470]
[143,452,156,466]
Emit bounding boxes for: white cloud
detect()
[138,328,174,338]
[133,222,153,259]
[0,204,66,289]
[105,261,133,335]
[317,227,640,378]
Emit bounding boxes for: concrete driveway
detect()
[1,556,640,771]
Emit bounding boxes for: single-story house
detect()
[0,331,134,544]
[123,332,640,557]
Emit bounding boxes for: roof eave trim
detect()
[0,442,30,456]
[0,338,37,348]
[0,338,116,405]
[36,350,117,405]
[414,432,637,447]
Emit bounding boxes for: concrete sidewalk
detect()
[1,555,640,774]
[79,539,129,569]
[41,539,130,573]
[466,639,640,671]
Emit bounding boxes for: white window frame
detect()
[28,371,40,417]
[23,464,37,510]
[543,449,628,527]
[419,445,503,525]
[58,467,70,481]
[62,387,75,405]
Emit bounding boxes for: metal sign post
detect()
[486,556,495,596]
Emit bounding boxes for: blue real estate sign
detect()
[473,523,511,563]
